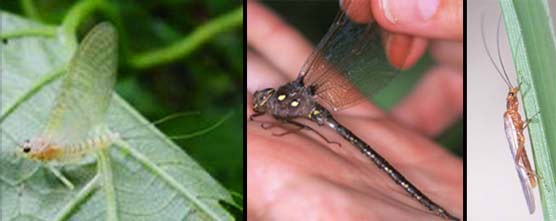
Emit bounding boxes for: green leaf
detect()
[500,0,556,220]
[1,10,233,221]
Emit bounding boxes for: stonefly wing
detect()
[504,114,535,213]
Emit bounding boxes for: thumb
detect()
[345,0,463,40]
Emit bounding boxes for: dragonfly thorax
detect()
[265,81,316,120]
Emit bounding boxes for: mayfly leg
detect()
[46,164,74,189]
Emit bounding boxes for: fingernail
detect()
[380,0,398,24]
[380,0,439,24]
[418,0,439,21]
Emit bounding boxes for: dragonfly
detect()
[481,14,538,214]
[14,22,119,189]
[250,2,459,221]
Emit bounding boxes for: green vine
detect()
[129,6,243,69]
[20,0,41,21]
[61,0,107,50]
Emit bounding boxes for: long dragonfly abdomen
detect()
[325,117,459,221]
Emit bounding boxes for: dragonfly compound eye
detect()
[252,88,275,113]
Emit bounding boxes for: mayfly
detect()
[250,2,459,220]
[14,22,119,189]
[7,22,230,190]
[481,14,538,213]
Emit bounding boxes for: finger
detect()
[247,1,313,79]
[385,33,428,69]
[342,1,429,69]
[390,66,462,136]
[430,40,463,69]
[347,0,463,40]
[247,50,289,93]
[247,92,257,119]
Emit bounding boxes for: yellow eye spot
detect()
[291,101,299,107]
[313,110,320,115]
[277,94,286,101]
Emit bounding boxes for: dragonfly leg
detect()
[46,165,74,190]
[261,122,278,130]
[250,117,341,147]
[271,123,305,137]
[285,120,341,147]
[249,112,265,121]
[250,118,280,130]
[248,113,279,129]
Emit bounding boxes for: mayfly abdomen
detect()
[57,132,120,162]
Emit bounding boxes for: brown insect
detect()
[481,14,538,214]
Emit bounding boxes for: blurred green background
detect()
[264,0,462,156]
[2,0,244,209]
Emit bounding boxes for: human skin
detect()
[247,0,463,220]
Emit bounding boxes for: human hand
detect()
[247,0,462,220]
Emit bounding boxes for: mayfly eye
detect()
[22,147,31,153]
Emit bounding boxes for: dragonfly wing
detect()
[44,23,117,143]
[504,114,535,213]
[299,2,400,111]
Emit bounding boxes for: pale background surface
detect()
[467,0,555,220]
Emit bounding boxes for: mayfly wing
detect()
[299,2,400,111]
[43,22,117,143]
[504,114,535,213]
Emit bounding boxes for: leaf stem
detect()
[129,6,243,69]
[54,174,100,221]
[98,150,118,221]
[0,66,65,123]
[500,0,556,219]
[0,26,57,39]
[114,139,222,220]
